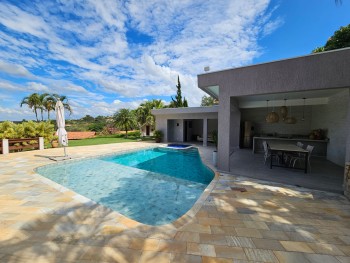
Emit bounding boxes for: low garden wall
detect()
[1,137,44,154]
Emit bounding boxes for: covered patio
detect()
[198,48,350,196]
[229,149,344,194]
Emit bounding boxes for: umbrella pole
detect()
[64,146,67,157]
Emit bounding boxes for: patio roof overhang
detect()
[197,47,350,100]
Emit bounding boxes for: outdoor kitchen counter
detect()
[253,136,329,156]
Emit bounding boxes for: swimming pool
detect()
[36,147,214,225]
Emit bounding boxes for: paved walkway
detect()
[0,142,350,262]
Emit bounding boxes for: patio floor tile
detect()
[0,142,349,262]
[280,241,315,253]
[274,251,311,263]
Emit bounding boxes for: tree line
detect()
[20,93,72,122]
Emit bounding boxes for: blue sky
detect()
[0,0,349,121]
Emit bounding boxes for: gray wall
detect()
[241,106,313,136]
[167,119,184,142]
[311,90,349,166]
[208,119,218,136]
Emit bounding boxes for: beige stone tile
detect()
[129,238,159,251]
[201,256,233,263]
[274,251,311,263]
[139,251,171,263]
[235,228,262,238]
[244,221,269,230]
[170,253,201,263]
[305,253,341,263]
[199,234,228,246]
[308,242,345,256]
[181,223,211,234]
[198,217,222,226]
[174,231,200,243]
[157,240,186,253]
[280,241,315,253]
[225,236,255,248]
[244,248,278,262]
[187,242,216,257]
[260,229,289,241]
[104,235,132,248]
[214,245,246,260]
[220,218,244,227]
[210,226,236,235]
[252,238,285,251]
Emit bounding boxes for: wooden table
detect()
[268,142,309,173]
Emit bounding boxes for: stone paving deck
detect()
[0,142,350,263]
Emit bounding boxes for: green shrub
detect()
[0,121,55,145]
[127,131,141,138]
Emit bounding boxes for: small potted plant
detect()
[51,135,59,148]
[153,130,163,143]
[212,130,218,166]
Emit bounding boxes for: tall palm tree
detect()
[114,108,136,138]
[38,93,49,121]
[20,93,41,121]
[42,94,56,120]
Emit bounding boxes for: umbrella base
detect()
[49,156,72,161]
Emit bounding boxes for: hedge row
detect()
[0,121,55,144]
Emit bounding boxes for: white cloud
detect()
[0,0,283,120]
[0,81,24,91]
[27,82,49,92]
[0,60,33,78]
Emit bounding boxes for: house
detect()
[152,48,350,198]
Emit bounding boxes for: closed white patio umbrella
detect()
[55,99,68,157]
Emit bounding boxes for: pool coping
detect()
[31,144,220,232]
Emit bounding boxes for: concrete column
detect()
[230,98,241,155]
[218,92,231,171]
[1,139,9,154]
[203,118,208,147]
[39,137,44,150]
[217,95,241,172]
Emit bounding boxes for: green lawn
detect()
[68,136,137,147]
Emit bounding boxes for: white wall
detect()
[311,90,349,166]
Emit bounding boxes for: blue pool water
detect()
[36,147,214,225]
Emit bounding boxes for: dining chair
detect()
[285,142,304,165]
[263,141,270,164]
[263,141,279,164]
[291,145,314,171]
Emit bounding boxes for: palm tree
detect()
[135,100,165,132]
[38,93,49,121]
[20,93,41,121]
[114,108,136,138]
[42,94,56,120]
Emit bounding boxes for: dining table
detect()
[268,142,309,173]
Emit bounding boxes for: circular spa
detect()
[36,147,214,225]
